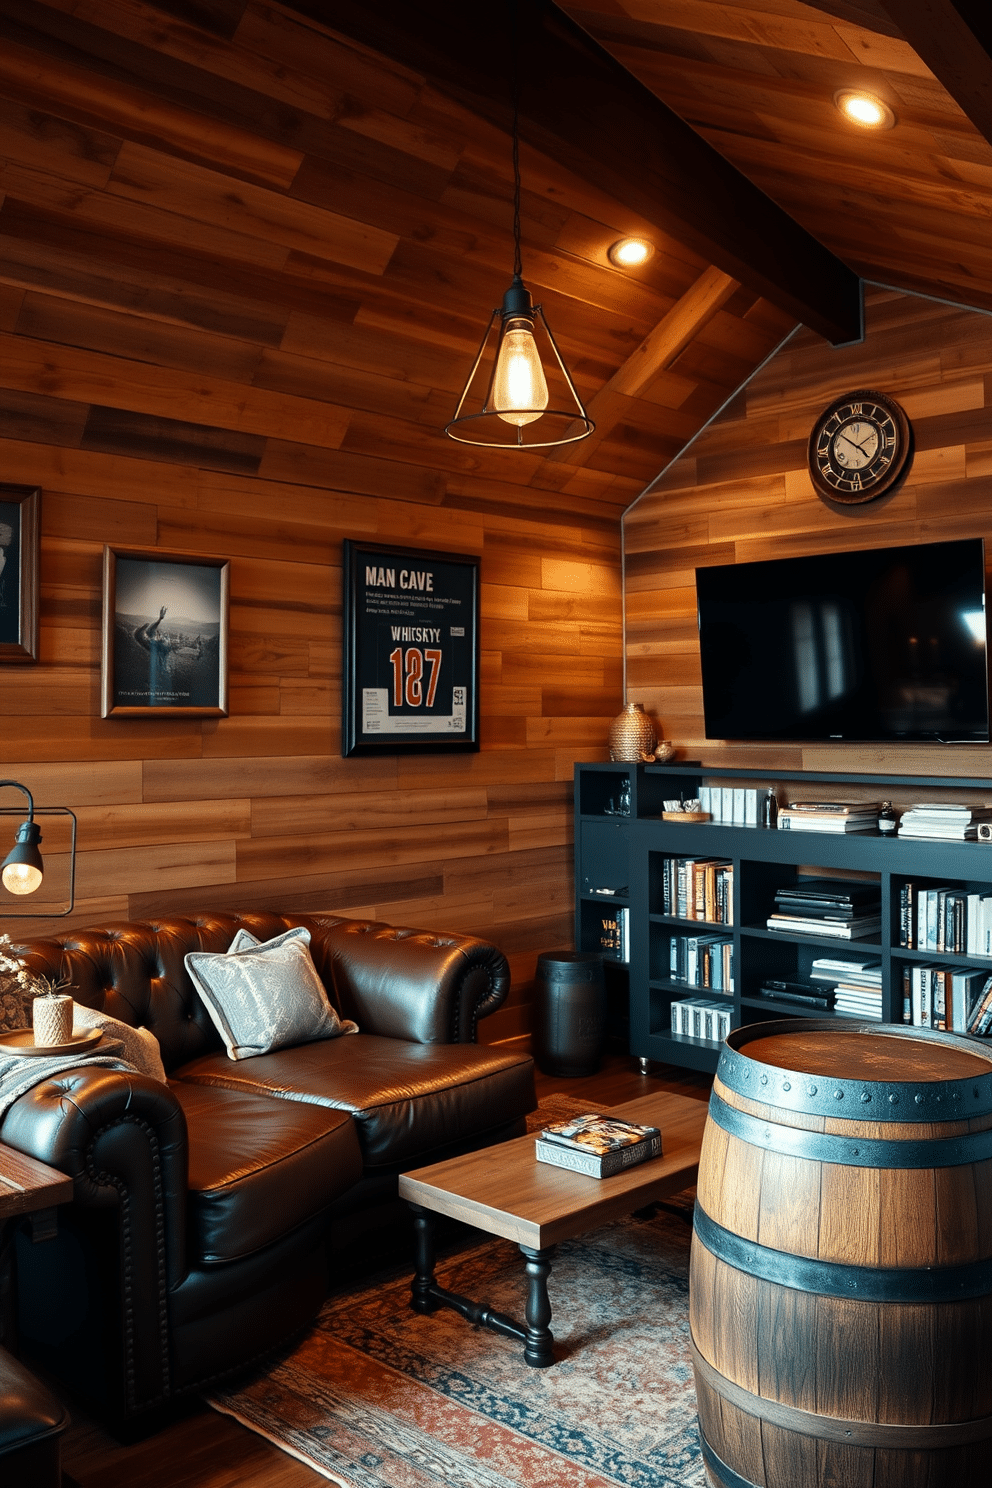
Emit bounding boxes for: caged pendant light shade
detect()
[444,8,593,450]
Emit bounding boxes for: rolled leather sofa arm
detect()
[305,917,511,1043]
[0,1067,190,1289]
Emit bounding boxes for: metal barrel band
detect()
[699,1438,760,1488]
[717,1025,992,1122]
[709,1089,992,1169]
[690,1335,992,1448]
[693,1202,992,1302]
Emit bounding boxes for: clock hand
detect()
[837,433,875,456]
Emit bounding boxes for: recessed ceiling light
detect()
[834,90,895,130]
[608,237,654,267]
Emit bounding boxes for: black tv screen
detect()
[696,539,989,742]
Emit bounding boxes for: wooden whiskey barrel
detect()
[689,1019,992,1488]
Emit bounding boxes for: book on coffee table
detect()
[535,1113,662,1178]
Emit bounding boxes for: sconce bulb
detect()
[492,318,549,427]
[2,860,43,895]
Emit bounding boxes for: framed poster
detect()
[0,484,40,664]
[101,547,230,717]
[343,540,480,756]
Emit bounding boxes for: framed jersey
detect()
[342,540,480,756]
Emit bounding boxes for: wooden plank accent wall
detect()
[0,0,795,1040]
[624,287,992,794]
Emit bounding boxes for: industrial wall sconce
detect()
[0,780,76,917]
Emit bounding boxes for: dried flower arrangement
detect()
[0,934,72,1034]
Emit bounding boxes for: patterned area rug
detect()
[206,1174,703,1486]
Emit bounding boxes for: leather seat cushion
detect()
[171,1082,363,1264]
[174,1035,536,1169]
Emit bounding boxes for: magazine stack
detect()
[777,800,881,834]
[534,1113,662,1178]
[897,803,992,840]
[810,955,883,1018]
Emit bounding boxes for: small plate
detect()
[0,1027,103,1057]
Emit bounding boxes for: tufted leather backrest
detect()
[10,911,511,1067]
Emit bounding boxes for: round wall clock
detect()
[807,389,912,503]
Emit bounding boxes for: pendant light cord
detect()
[510,0,522,280]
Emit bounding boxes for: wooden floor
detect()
[58,1051,712,1488]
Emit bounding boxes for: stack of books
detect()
[766,879,882,939]
[598,906,629,962]
[902,965,992,1031]
[757,979,836,1011]
[967,978,992,1035]
[661,857,733,923]
[698,786,759,826]
[897,803,992,840]
[670,997,732,1042]
[777,801,880,833]
[811,955,883,1018]
[534,1113,662,1178]
[900,883,992,954]
[668,932,734,991]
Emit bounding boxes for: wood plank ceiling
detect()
[566,0,992,316]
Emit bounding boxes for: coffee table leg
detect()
[519,1245,555,1368]
[409,1204,439,1314]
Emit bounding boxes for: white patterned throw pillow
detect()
[185,926,357,1061]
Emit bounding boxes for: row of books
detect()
[755,955,992,1032]
[777,800,881,834]
[901,965,992,1033]
[659,856,733,923]
[670,997,733,1042]
[697,786,760,826]
[898,884,992,955]
[766,879,882,940]
[597,906,630,962]
[668,933,734,991]
[898,803,992,841]
[534,1113,662,1179]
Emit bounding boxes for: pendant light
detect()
[445,7,593,450]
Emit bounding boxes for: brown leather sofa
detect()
[0,911,535,1430]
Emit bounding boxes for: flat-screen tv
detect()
[696,538,989,742]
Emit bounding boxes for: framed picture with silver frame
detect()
[101,547,230,717]
[0,484,40,665]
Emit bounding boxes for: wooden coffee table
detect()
[398,1090,707,1367]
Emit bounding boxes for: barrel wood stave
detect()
[691,1020,992,1488]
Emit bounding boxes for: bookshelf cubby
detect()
[574,762,992,1073]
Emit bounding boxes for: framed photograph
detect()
[101,547,230,717]
[0,484,40,664]
[343,540,480,756]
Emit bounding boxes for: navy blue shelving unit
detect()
[575,761,992,1074]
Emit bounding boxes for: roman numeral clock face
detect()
[808,390,912,504]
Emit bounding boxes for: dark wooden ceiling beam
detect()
[876,1,992,144]
[288,0,862,346]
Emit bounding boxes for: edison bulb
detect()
[2,860,43,895]
[492,319,549,427]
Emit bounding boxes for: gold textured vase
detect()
[608,702,657,761]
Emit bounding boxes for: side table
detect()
[0,1143,73,1350]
